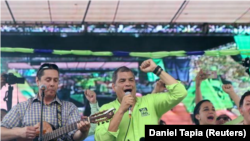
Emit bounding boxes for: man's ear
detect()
[112,83,116,92]
[36,77,40,86]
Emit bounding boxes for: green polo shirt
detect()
[95,81,187,141]
[223,115,243,125]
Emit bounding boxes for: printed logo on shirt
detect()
[139,107,150,117]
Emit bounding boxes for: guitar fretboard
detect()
[38,107,114,141]
[43,122,78,141]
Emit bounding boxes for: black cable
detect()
[82,0,91,24]
[47,0,53,22]
[124,118,131,141]
[4,91,8,102]
[112,0,120,23]
[5,0,16,24]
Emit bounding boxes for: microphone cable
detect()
[124,117,131,141]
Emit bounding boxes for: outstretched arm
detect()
[222,84,240,108]
[195,69,208,104]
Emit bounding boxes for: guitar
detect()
[17,108,115,141]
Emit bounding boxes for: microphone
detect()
[40,85,46,90]
[125,91,132,118]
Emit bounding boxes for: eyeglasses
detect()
[216,116,230,121]
[36,64,59,76]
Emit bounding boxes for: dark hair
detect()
[1,109,8,113]
[239,91,250,108]
[159,120,166,125]
[83,95,91,116]
[192,100,211,125]
[112,66,134,84]
[36,63,59,80]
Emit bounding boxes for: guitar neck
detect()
[43,118,89,141]
[41,107,115,141]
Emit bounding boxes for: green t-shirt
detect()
[223,115,243,125]
[94,81,187,141]
[88,102,100,136]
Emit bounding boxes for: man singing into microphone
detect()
[1,63,90,141]
[95,59,187,141]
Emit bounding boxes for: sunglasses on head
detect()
[216,116,230,121]
[37,64,59,76]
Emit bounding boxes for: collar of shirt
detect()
[32,94,62,105]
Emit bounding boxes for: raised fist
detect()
[222,84,235,94]
[84,89,97,104]
[195,69,208,84]
[140,59,157,73]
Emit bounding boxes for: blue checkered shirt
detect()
[1,94,81,141]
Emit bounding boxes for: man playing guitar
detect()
[1,64,91,141]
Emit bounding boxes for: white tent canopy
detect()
[1,0,250,25]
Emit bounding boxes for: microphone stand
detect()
[3,84,13,112]
[39,89,45,141]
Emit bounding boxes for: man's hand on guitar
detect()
[19,126,39,140]
[77,121,90,134]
